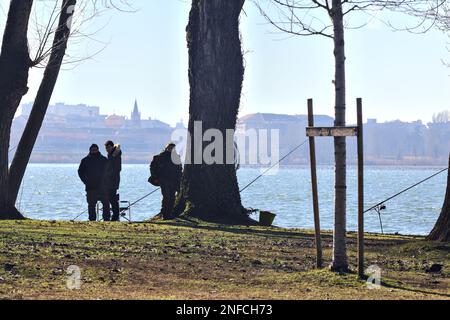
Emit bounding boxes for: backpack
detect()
[148,154,162,186]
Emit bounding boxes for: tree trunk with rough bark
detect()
[0,0,34,220]
[174,0,251,224]
[9,0,76,205]
[427,155,450,242]
[330,0,349,272]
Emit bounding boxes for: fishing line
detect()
[8,145,17,153]
[118,187,161,215]
[364,167,448,214]
[239,139,309,193]
[364,166,448,233]
[72,188,161,221]
[72,139,310,221]
[17,178,26,212]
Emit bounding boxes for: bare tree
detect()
[254,0,447,272]
[0,0,132,220]
[427,154,450,242]
[399,4,450,242]
[0,0,34,219]
[8,0,77,208]
[174,0,252,224]
[425,5,450,242]
[432,111,450,123]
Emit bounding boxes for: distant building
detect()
[175,119,186,129]
[105,114,126,128]
[21,102,100,118]
[362,119,428,162]
[237,113,335,164]
[130,99,141,128]
[18,102,106,130]
[10,103,450,165]
[11,101,177,163]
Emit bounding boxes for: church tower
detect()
[131,99,141,128]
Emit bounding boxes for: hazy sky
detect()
[1,0,449,126]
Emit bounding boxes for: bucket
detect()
[259,211,276,226]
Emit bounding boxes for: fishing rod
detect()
[71,187,161,221]
[364,166,448,233]
[119,187,161,215]
[8,145,17,153]
[72,139,311,221]
[239,139,309,193]
[67,142,449,225]
[364,166,449,214]
[71,208,88,222]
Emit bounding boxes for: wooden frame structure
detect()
[306,98,365,279]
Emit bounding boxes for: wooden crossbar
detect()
[306,126,359,137]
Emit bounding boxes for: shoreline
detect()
[14,162,449,169]
[13,216,435,238]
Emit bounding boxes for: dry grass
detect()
[0,219,448,300]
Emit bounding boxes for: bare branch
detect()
[253,0,334,39]
[252,0,450,38]
[28,0,135,68]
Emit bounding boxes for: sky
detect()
[1,0,449,126]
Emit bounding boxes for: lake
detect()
[15,164,447,236]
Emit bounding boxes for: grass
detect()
[0,218,448,300]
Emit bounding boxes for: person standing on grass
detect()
[150,142,182,220]
[78,144,108,221]
[103,140,122,222]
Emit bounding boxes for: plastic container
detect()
[259,211,276,226]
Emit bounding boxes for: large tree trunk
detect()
[174,0,251,224]
[330,0,348,272]
[0,114,21,219]
[9,0,76,205]
[427,155,450,242]
[0,0,34,220]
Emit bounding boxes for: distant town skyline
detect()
[11,101,449,166]
[17,99,447,126]
[2,0,450,127]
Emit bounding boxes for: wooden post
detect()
[307,99,323,268]
[357,98,365,279]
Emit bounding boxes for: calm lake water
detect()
[16,164,447,236]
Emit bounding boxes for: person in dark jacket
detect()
[103,140,122,221]
[155,142,182,220]
[78,144,108,221]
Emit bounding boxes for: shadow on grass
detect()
[151,216,333,241]
[381,280,450,299]
[147,217,417,248]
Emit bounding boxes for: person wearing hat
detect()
[78,144,108,221]
[150,142,182,220]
